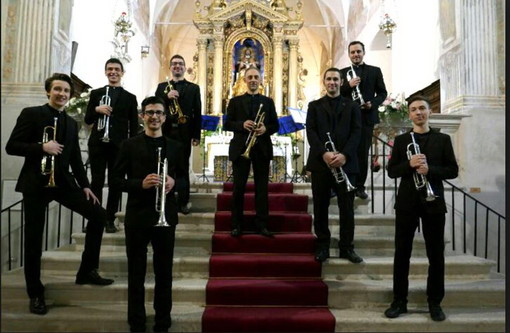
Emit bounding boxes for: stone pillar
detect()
[2,0,72,183]
[287,38,299,109]
[197,37,208,113]
[212,34,224,115]
[438,0,505,207]
[272,34,284,115]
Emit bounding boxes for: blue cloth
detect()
[201,115,220,131]
[278,115,305,135]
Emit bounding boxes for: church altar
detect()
[204,134,292,182]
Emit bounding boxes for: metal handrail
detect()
[369,134,505,272]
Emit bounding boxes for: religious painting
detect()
[231,38,265,96]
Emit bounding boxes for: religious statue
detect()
[232,43,263,96]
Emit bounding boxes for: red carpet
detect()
[202,182,335,332]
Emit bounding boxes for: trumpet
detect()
[406,132,437,202]
[325,132,356,192]
[164,77,187,124]
[97,86,111,142]
[346,65,365,105]
[155,147,170,227]
[241,103,265,159]
[41,117,58,187]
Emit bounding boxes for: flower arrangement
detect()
[378,93,410,127]
[66,88,91,124]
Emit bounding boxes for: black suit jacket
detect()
[84,86,139,147]
[305,96,361,174]
[223,93,279,161]
[340,64,387,126]
[155,79,202,142]
[387,129,459,214]
[6,104,90,192]
[111,134,186,227]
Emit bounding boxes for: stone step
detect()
[36,247,494,280]
[1,271,206,305]
[0,300,203,332]
[325,278,505,308]
[330,307,505,332]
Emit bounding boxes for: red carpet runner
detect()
[202,182,335,332]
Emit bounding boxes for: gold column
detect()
[272,34,284,115]
[288,38,299,109]
[197,37,208,113]
[212,35,224,115]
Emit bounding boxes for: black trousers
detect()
[231,151,270,230]
[23,189,106,298]
[125,224,176,331]
[167,129,192,207]
[356,125,374,190]
[311,171,356,252]
[392,209,445,305]
[88,143,122,222]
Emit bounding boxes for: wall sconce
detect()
[141,45,150,58]
[379,13,397,48]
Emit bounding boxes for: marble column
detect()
[2,0,72,183]
[272,35,284,115]
[287,38,299,109]
[212,35,224,115]
[438,0,505,203]
[197,37,208,114]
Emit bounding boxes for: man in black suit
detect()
[223,66,279,238]
[5,73,114,316]
[306,67,362,264]
[384,95,458,322]
[155,54,202,215]
[340,41,387,200]
[111,96,185,333]
[85,58,139,233]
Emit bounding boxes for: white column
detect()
[272,35,284,115]
[212,36,224,115]
[197,38,208,114]
[287,39,299,109]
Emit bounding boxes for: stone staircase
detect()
[1,182,505,332]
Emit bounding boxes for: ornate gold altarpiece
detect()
[192,0,305,181]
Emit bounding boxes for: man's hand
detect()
[95,104,112,116]
[143,173,161,189]
[165,176,175,193]
[243,120,256,131]
[409,153,429,175]
[323,152,346,168]
[167,89,179,100]
[192,139,200,146]
[349,77,361,88]
[43,140,64,155]
[83,188,100,205]
[254,123,266,136]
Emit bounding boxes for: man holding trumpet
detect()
[155,54,202,215]
[112,96,185,332]
[385,95,458,321]
[223,66,279,238]
[6,73,114,316]
[305,68,362,264]
[85,58,139,233]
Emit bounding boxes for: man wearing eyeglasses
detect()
[155,55,202,215]
[112,96,185,333]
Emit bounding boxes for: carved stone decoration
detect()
[193,0,303,115]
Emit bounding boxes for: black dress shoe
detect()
[429,304,446,321]
[231,228,242,237]
[130,325,146,333]
[384,300,407,318]
[355,189,369,200]
[105,220,117,233]
[339,249,363,263]
[259,228,274,237]
[76,269,114,285]
[179,203,191,215]
[29,296,47,315]
[314,249,330,262]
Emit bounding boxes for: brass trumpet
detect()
[155,147,170,227]
[325,132,356,192]
[346,64,365,105]
[41,117,58,187]
[241,104,265,159]
[97,86,111,142]
[164,77,187,124]
[406,132,436,202]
